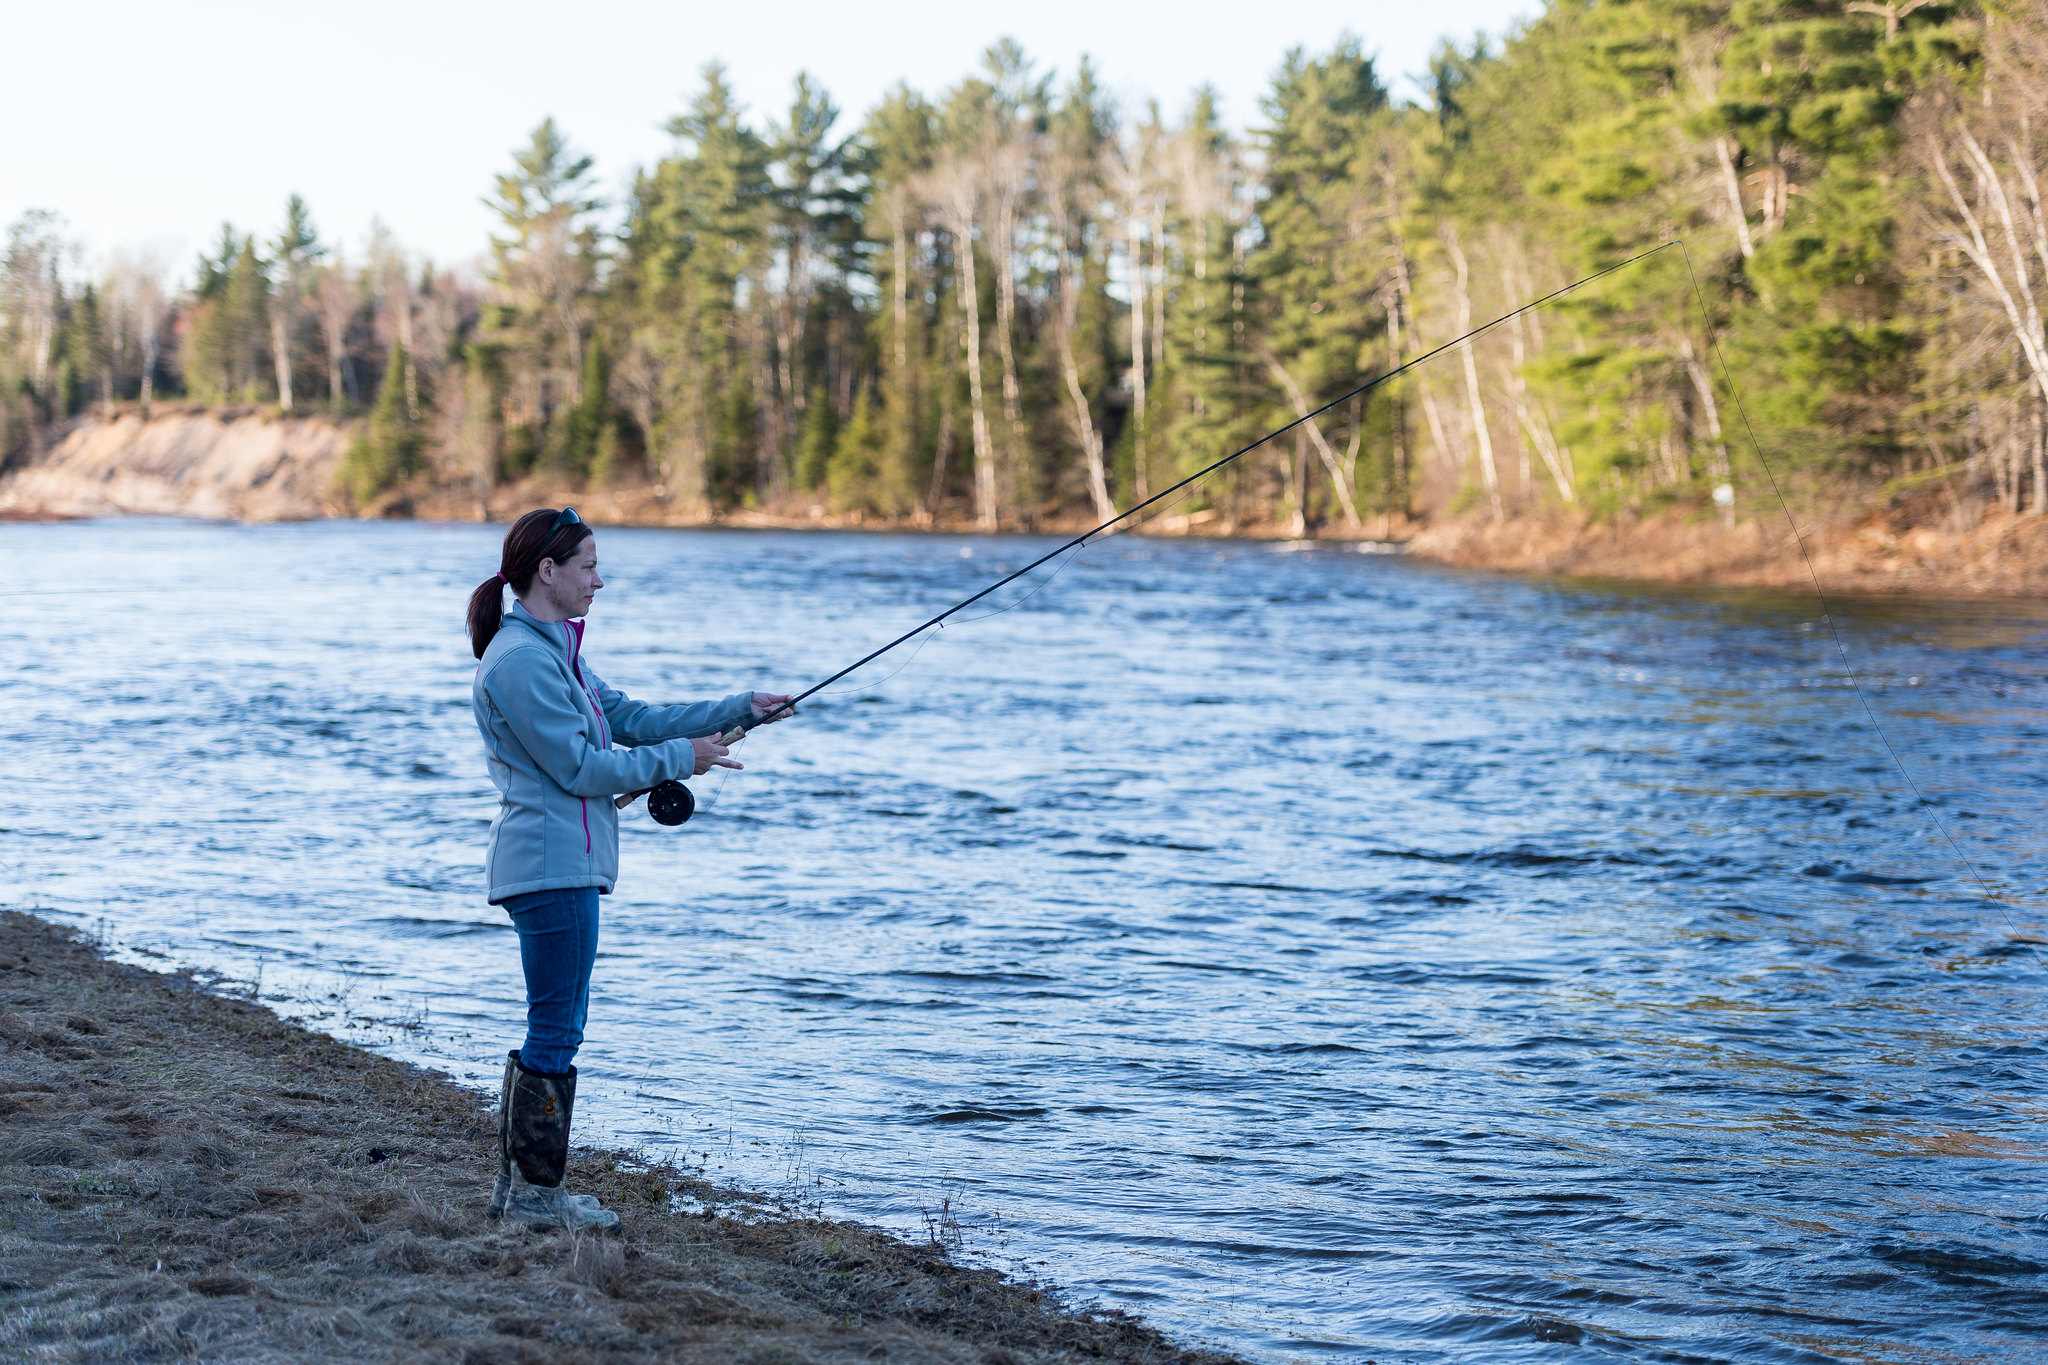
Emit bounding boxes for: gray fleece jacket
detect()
[472,602,753,903]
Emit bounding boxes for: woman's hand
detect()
[692,735,742,775]
[750,692,797,724]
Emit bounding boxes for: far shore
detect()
[6,406,2043,600]
[0,910,1236,1364]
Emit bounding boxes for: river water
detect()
[4,519,2045,1362]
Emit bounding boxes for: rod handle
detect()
[616,724,746,810]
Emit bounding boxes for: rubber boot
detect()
[489,1050,602,1220]
[501,1053,618,1232]
[487,1051,516,1219]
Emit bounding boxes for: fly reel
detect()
[646,780,696,826]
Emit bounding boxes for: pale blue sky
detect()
[10,0,1536,278]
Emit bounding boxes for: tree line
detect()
[4,1,2045,532]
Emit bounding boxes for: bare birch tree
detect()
[268,195,322,412]
[1924,114,2048,414]
[922,156,998,528]
[3,211,63,401]
[1443,228,1504,521]
[1378,168,1459,489]
[1116,127,1154,501]
[1045,136,1115,521]
[1492,238,1575,504]
[1260,348,1363,528]
[985,132,1028,436]
[313,256,358,411]
[1714,138,1757,260]
[104,247,167,416]
[370,229,419,420]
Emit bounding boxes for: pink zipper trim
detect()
[565,618,611,746]
[565,617,601,856]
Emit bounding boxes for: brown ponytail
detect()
[467,508,597,658]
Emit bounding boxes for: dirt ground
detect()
[0,912,1238,1365]
[1403,497,2048,598]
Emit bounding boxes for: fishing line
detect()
[624,245,1681,824]
[728,241,1685,736]
[818,616,949,691]
[949,480,1214,625]
[1674,242,2024,936]
[697,732,744,813]
[948,541,1088,623]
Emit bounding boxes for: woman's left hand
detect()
[750,692,797,724]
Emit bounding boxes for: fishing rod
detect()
[620,241,1680,825]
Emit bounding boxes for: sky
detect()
[7,0,1536,281]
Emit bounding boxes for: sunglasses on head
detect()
[550,506,582,536]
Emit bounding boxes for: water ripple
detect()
[4,520,2046,1362]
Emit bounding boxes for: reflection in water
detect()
[3,520,2045,1363]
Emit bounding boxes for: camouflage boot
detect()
[501,1054,618,1232]
[490,1051,602,1220]
[486,1052,517,1219]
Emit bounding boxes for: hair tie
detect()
[494,571,507,584]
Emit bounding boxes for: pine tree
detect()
[267,196,323,412]
[562,329,611,481]
[623,65,774,509]
[796,382,838,490]
[485,118,601,470]
[827,386,883,511]
[340,339,423,506]
[1254,40,1392,530]
[857,83,939,514]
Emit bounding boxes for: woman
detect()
[466,507,792,1231]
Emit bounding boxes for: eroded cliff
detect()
[0,409,352,521]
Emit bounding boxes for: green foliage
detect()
[30,6,2029,528]
[827,388,883,510]
[796,385,838,490]
[54,283,105,414]
[560,330,611,481]
[485,117,603,467]
[340,340,423,506]
[184,230,272,403]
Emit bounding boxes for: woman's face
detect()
[536,535,603,619]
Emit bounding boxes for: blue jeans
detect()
[502,887,599,1075]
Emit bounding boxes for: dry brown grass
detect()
[0,912,1240,1365]
[1405,496,2048,597]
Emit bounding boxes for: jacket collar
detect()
[506,601,584,667]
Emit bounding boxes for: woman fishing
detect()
[466,507,793,1231]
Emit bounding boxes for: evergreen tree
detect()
[857,83,939,514]
[340,338,423,506]
[561,329,611,481]
[269,195,323,411]
[55,282,107,416]
[1253,40,1391,529]
[485,118,601,467]
[827,386,883,510]
[623,65,774,509]
[185,226,273,403]
[796,382,838,490]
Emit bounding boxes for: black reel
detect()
[647,780,696,826]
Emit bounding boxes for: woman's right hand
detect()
[692,734,742,776]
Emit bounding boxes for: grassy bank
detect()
[0,912,1237,1364]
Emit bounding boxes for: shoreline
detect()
[7,408,2044,599]
[0,910,1237,1364]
